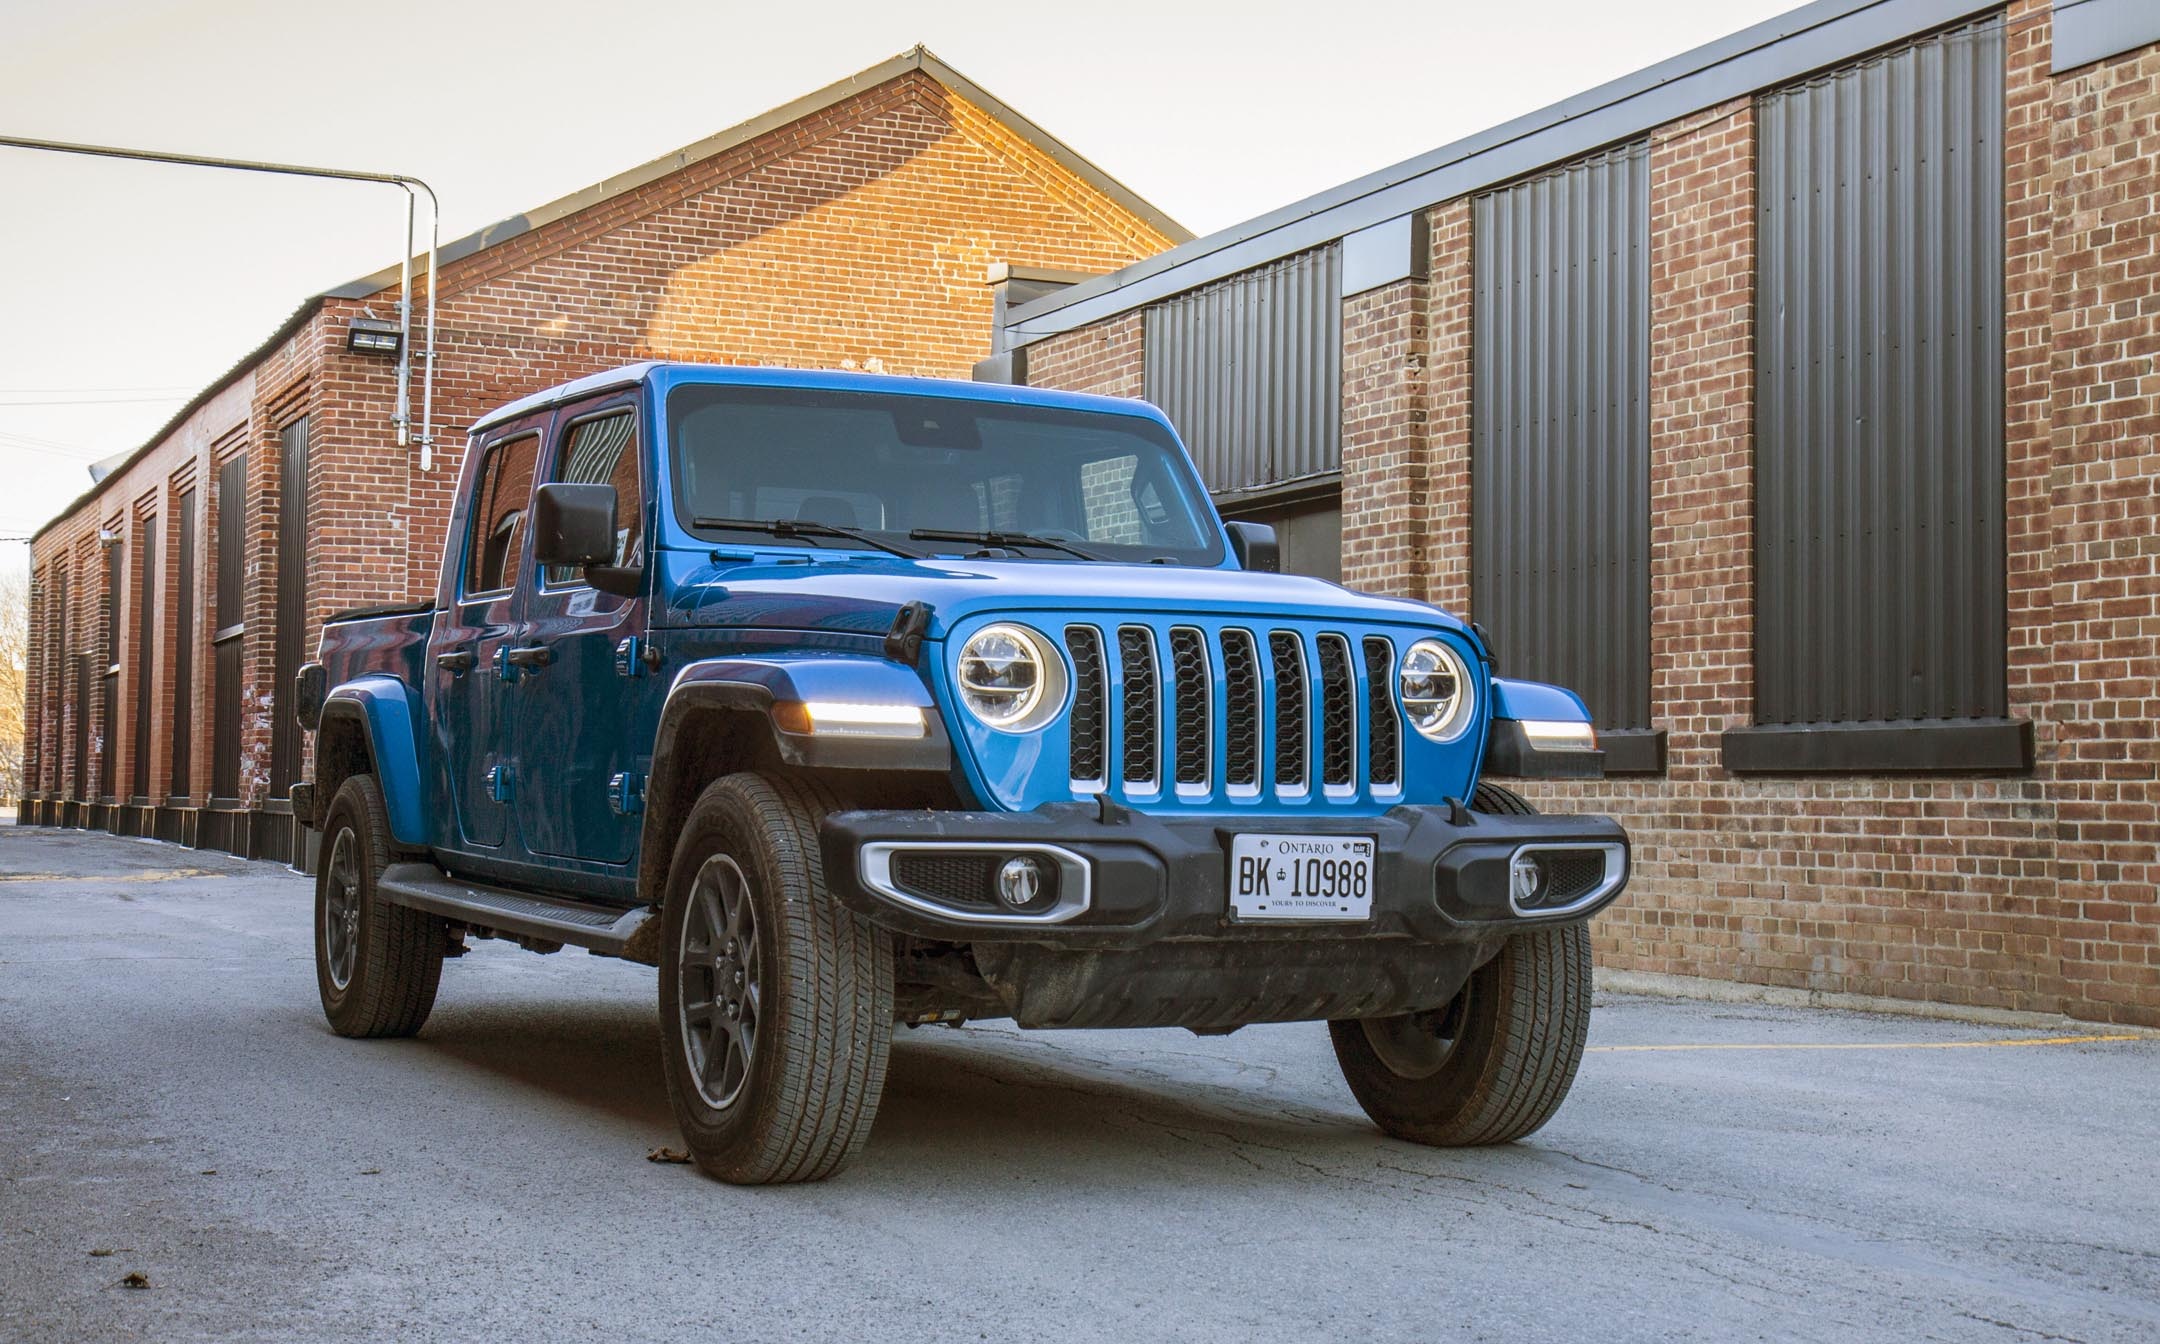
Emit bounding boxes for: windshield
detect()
[667,384,1225,566]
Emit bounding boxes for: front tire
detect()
[658,772,894,1184]
[1328,782,1593,1146]
[315,774,444,1038]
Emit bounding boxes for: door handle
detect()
[503,645,555,670]
[436,651,476,675]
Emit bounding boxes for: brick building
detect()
[994,0,2160,1026]
[18,48,1184,858]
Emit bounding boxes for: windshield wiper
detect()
[692,516,928,559]
[908,528,1117,562]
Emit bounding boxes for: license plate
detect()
[1228,834,1375,921]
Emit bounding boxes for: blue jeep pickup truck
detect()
[294,362,1628,1184]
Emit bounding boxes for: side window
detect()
[464,433,540,598]
[546,412,643,586]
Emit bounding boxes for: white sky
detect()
[0,0,1803,574]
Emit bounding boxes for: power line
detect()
[0,393,188,406]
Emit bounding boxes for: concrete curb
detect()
[1594,968,2160,1038]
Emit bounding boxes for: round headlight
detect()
[1399,638,1473,742]
[956,624,1059,730]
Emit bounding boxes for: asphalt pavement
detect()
[2,825,2156,1343]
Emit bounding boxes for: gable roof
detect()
[326,45,1189,300]
[33,48,1185,543]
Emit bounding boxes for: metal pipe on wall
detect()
[0,134,441,466]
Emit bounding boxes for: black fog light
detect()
[995,855,1056,912]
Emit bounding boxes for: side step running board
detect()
[377,863,653,956]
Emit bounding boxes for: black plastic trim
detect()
[1721,717,2033,774]
[1481,719,1607,780]
[820,799,1630,950]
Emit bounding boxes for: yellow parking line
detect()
[1590,1034,2142,1053]
[0,869,222,884]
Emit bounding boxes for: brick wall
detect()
[1021,311,1144,399]
[22,66,1176,852]
[1021,6,2160,1026]
[2045,29,2160,1016]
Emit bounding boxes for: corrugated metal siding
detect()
[1143,246,1342,496]
[1471,141,1652,731]
[1755,16,2006,726]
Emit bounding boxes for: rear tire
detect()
[1329,781,1592,1145]
[315,774,444,1038]
[658,772,894,1184]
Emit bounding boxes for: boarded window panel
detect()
[1143,246,1342,498]
[102,540,122,802]
[271,416,308,792]
[1756,17,2006,726]
[212,453,247,801]
[172,488,197,798]
[1472,141,1652,732]
[74,653,90,801]
[133,517,157,800]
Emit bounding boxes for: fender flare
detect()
[635,655,952,901]
[1482,677,1605,780]
[319,675,430,846]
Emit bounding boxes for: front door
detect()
[507,398,653,867]
[432,424,544,852]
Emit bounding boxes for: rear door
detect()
[431,420,546,852]
[504,393,653,867]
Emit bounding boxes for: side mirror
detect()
[533,482,618,568]
[1225,520,1279,574]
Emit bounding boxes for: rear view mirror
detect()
[533,483,618,568]
[1225,520,1279,573]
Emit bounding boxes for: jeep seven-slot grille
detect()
[1060,624,1407,802]
[1066,625,1107,788]
[1117,626,1159,788]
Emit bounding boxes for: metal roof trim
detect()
[1003,0,2002,345]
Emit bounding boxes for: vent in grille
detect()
[1220,629,1261,791]
[1066,625,1107,788]
[1169,627,1210,790]
[1522,849,1612,911]
[1317,635,1355,789]
[889,853,1000,910]
[1362,636,1400,790]
[1118,626,1159,788]
[1269,632,1308,791]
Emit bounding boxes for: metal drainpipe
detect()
[0,134,442,468]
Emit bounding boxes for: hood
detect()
[652,548,1467,644]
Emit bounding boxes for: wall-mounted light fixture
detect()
[347,316,403,357]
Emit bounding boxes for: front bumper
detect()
[821,799,1628,1031]
[821,799,1629,950]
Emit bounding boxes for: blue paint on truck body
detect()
[310,362,1604,902]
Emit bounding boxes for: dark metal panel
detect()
[172,488,196,798]
[1755,16,2006,727]
[1005,0,2001,346]
[272,417,309,792]
[1472,141,1652,733]
[2054,0,2160,73]
[1143,246,1342,497]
